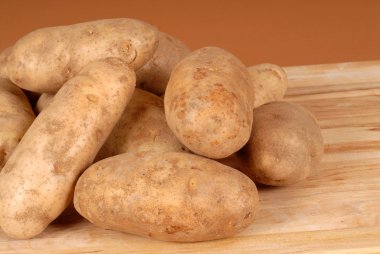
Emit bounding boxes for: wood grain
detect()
[1,61,380,253]
[285,61,380,87]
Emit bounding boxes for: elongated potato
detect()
[248,63,288,108]
[0,78,35,169]
[165,47,254,159]
[0,58,136,239]
[35,93,54,113]
[5,18,157,93]
[74,152,259,242]
[136,32,190,95]
[96,89,184,160]
[238,101,324,186]
[0,47,12,78]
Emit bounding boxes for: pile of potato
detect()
[0,18,323,242]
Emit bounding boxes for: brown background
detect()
[0,0,379,66]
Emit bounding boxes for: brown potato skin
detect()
[35,93,54,114]
[0,58,136,239]
[238,101,324,186]
[5,18,157,93]
[136,32,190,95]
[248,63,288,108]
[96,89,184,160]
[164,47,254,159]
[74,152,259,242]
[0,78,35,169]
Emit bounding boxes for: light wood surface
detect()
[1,61,380,253]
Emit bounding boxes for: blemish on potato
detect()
[188,176,198,195]
[244,212,252,219]
[14,206,51,224]
[257,68,283,81]
[211,140,220,145]
[127,49,138,65]
[42,119,63,134]
[193,67,207,80]
[150,167,175,184]
[119,75,131,84]
[85,24,97,36]
[176,110,185,120]
[165,225,183,234]
[0,148,6,167]
[62,66,72,80]
[104,57,123,66]
[53,161,67,175]
[86,94,98,103]
[100,106,110,116]
[26,189,40,196]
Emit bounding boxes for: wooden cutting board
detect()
[1,61,380,254]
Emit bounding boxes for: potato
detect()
[74,152,259,242]
[136,32,190,95]
[35,93,54,113]
[4,18,158,93]
[0,78,35,169]
[248,63,288,108]
[0,47,12,78]
[96,88,184,160]
[164,47,254,159]
[0,58,136,239]
[238,101,324,186]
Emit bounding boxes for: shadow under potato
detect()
[51,202,83,227]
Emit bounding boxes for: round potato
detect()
[0,58,136,239]
[5,18,158,93]
[74,152,259,242]
[238,101,324,186]
[136,32,190,95]
[164,47,254,159]
[35,93,54,113]
[0,78,35,169]
[96,88,185,160]
[248,63,288,108]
